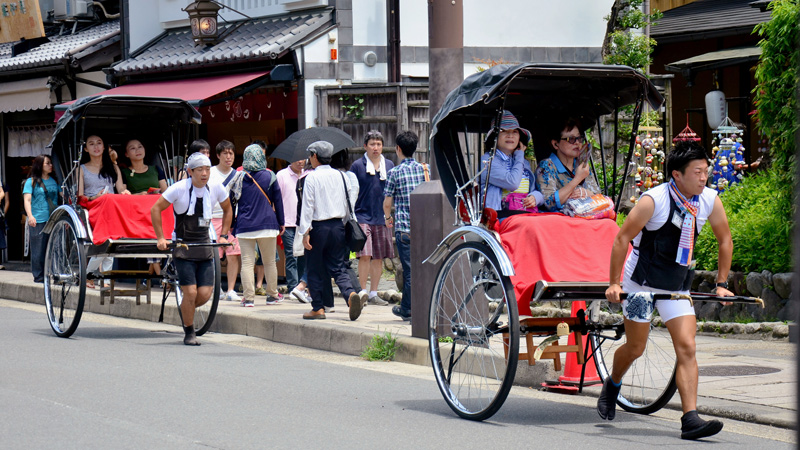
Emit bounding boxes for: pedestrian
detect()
[229,144,285,306]
[383,131,427,321]
[78,135,131,288]
[349,130,394,306]
[277,157,310,302]
[23,154,58,283]
[152,152,232,346]
[299,141,367,320]
[178,139,211,181]
[601,141,733,440]
[209,140,242,302]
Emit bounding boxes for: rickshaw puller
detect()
[602,141,734,440]
[152,153,232,346]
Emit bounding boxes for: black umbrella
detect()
[271,127,357,162]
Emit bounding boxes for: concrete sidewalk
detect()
[2,269,795,430]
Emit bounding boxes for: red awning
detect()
[55,71,269,120]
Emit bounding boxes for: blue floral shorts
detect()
[622,292,695,323]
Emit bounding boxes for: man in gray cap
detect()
[152,152,232,345]
[298,141,367,320]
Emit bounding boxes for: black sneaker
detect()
[392,305,411,321]
[597,377,621,420]
[681,411,723,440]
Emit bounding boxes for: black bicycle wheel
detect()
[44,216,87,338]
[429,241,519,421]
[174,251,220,336]
[588,299,678,414]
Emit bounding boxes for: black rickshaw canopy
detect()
[430,63,664,207]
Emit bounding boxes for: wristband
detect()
[219,234,229,239]
[715,282,728,289]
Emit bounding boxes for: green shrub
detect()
[694,169,792,273]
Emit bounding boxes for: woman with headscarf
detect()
[229,144,285,307]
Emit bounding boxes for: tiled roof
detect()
[112,8,334,76]
[651,0,772,43]
[0,20,119,72]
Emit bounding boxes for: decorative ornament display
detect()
[710,117,745,193]
[629,125,665,205]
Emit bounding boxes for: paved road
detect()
[2,303,794,449]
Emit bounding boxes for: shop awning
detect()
[83,71,269,105]
[664,46,762,79]
[54,70,273,120]
[0,77,53,113]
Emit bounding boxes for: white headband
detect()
[187,152,211,169]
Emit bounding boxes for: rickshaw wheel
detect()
[174,251,221,336]
[587,300,678,414]
[429,241,519,421]
[44,216,87,338]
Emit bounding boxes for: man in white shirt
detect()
[209,140,241,302]
[152,153,231,346]
[299,141,368,321]
[276,158,309,302]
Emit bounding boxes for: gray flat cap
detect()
[307,140,335,158]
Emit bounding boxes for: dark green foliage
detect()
[752,0,799,179]
[694,169,792,273]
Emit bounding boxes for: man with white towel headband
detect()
[152,152,232,346]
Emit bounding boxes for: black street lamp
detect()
[183,1,251,47]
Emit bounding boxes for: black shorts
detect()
[174,258,215,287]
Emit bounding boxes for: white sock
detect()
[359,289,367,295]
[369,291,377,298]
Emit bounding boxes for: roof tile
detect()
[112,8,333,76]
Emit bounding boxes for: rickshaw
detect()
[424,64,762,421]
[43,95,224,338]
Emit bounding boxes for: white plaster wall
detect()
[399,0,428,47]
[463,0,615,47]
[303,28,336,63]
[353,63,387,83]
[128,0,166,54]
[75,71,109,99]
[352,0,386,46]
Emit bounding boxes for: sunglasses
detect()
[560,136,586,145]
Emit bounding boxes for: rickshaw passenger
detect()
[152,153,232,346]
[23,154,58,283]
[602,141,733,440]
[122,138,169,275]
[535,117,601,212]
[121,139,168,195]
[479,110,544,215]
[78,135,131,289]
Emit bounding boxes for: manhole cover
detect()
[699,365,780,377]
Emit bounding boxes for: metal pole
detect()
[386,0,401,83]
[428,0,463,179]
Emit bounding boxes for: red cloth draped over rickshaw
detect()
[79,194,174,245]
[497,213,629,316]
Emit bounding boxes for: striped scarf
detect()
[668,180,699,266]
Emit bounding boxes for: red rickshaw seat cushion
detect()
[496,213,626,316]
[79,194,174,246]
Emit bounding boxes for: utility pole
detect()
[428,0,463,177]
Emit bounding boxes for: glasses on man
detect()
[560,136,586,145]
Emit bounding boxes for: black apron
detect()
[173,185,212,261]
[630,195,698,292]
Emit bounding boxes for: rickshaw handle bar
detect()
[551,291,764,308]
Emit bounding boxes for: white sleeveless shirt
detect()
[622,183,718,294]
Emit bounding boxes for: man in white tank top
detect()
[601,142,734,440]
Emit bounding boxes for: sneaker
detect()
[324,306,335,313]
[392,305,411,321]
[255,287,267,296]
[241,299,255,307]
[226,290,241,302]
[265,295,283,305]
[291,287,311,303]
[368,295,388,306]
